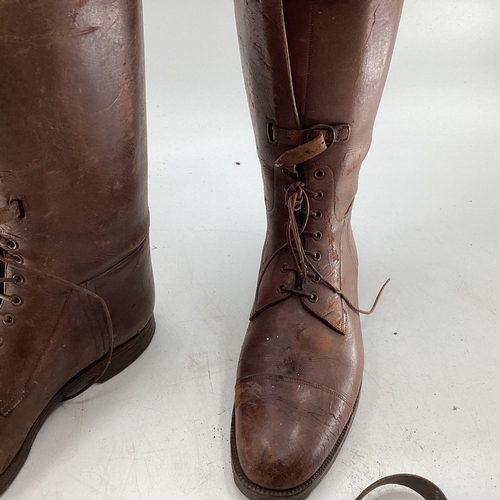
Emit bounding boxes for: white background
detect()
[5,0,500,499]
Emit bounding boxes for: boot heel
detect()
[97,316,156,383]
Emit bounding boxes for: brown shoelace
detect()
[275,127,389,318]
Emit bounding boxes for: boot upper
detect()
[233,0,403,492]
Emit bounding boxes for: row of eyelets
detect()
[276,166,326,304]
[1,236,24,326]
[310,169,324,302]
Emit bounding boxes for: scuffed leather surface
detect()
[83,237,155,345]
[0,0,153,347]
[0,0,154,479]
[234,0,403,490]
[236,296,361,489]
[0,0,149,284]
[0,265,109,474]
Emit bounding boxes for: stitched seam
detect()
[0,389,28,417]
[302,0,315,123]
[82,236,148,286]
[77,290,106,359]
[237,373,352,405]
[25,292,72,383]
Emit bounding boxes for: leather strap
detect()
[270,123,351,146]
[272,123,351,167]
[275,130,329,167]
[355,474,448,500]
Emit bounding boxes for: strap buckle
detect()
[307,123,351,148]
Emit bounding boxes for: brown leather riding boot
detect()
[231,1,403,498]
[0,0,154,493]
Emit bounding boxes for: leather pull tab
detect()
[272,123,351,167]
[275,130,328,167]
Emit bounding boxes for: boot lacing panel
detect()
[0,198,115,393]
[0,200,25,326]
[273,124,389,318]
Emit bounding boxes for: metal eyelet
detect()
[2,315,15,326]
[278,284,287,293]
[281,168,288,176]
[12,255,24,265]
[314,169,325,179]
[6,239,19,251]
[313,191,324,200]
[280,264,289,273]
[312,251,322,262]
[10,296,23,306]
[283,184,291,192]
[312,210,323,220]
[309,293,319,303]
[307,124,337,148]
[313,231,323,241]
[13,275,25,285]
[312,274,321,283]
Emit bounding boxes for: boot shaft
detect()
[0,0,149,284]
[0,3,155,486]
[232,2,405,496]
[235,0,403,221]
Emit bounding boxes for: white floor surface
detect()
[4,1,500,499]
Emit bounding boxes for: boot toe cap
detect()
[234,375,351,491]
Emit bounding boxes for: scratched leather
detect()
[233,0,403,491]
[0,0,154,481]
[0,0,149,284]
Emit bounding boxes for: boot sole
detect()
[0,316,155,496]
[231,388,360,500]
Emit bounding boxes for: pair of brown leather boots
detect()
[0,1,446,499]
